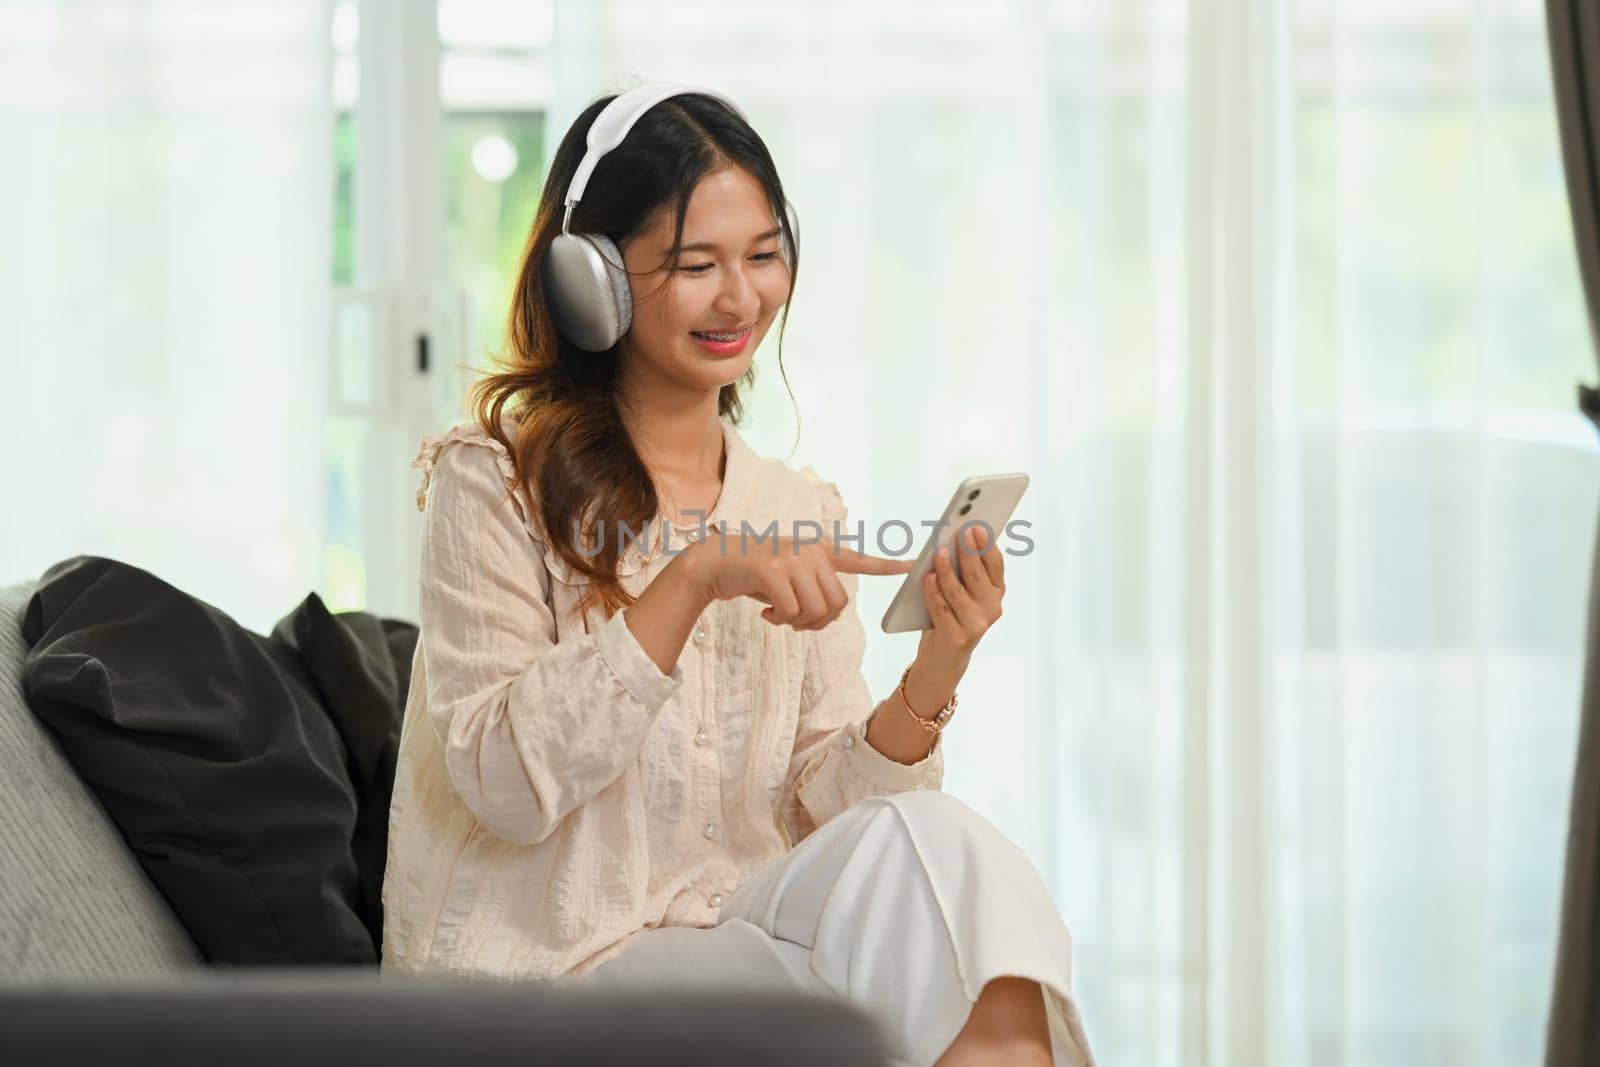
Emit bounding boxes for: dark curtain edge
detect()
[1544,0,1600,1063]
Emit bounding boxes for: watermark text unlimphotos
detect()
[571,512,1035,559]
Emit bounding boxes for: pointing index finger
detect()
[825,542,914,576]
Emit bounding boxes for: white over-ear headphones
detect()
[542,81,801,353]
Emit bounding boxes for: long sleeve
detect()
[778,474,943,846]
[416,430,683,847]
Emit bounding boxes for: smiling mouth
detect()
[689,326,754,342]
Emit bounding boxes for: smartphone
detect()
[879,473,1030,633]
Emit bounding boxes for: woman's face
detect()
[618,165,791,396]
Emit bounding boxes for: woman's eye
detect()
[679,253,781,275]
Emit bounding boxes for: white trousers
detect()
[568,789,1095,1067]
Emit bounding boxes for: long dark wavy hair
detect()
[466,90,800,622]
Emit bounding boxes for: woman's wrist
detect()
[667,538,720,610]
[865,691,941,764]
[624,540,718,676]
[906,652,966,709]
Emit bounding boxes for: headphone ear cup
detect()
[542,232,633,351]
[586,233,632,344]
[781,200,800,268]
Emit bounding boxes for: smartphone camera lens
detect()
[967,489,981,501]
[958,504,972,516]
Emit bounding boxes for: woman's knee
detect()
[869,788,1000,842]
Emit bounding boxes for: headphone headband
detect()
[562,81,750,232]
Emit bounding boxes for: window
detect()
[440,0,552,365]
[322,0,553,617]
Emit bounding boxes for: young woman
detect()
[381,82,1094,1067]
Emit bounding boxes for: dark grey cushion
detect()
[20,557,377,965]
[0,970,894,1066]
[269,593,417,956]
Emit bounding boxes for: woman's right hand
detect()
[682,530,913,631]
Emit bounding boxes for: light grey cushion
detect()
[0,578,200,981]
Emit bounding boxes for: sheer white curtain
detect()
[547,1,1594,1064]
[1267,2,1592,1064]
[0,0,332,634]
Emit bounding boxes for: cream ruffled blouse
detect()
[380,414,945,981]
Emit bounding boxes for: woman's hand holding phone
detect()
[915,523,1006,668]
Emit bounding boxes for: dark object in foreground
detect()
[0,969,891,1067]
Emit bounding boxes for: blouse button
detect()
[842,734,855,749]
[695,728,710,747]
[703,823,718,840]
[709,892,724,908]
[693,625,708,645]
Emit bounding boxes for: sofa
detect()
[0,576,892,1065]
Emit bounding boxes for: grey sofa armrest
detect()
[0,968,891,1067]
